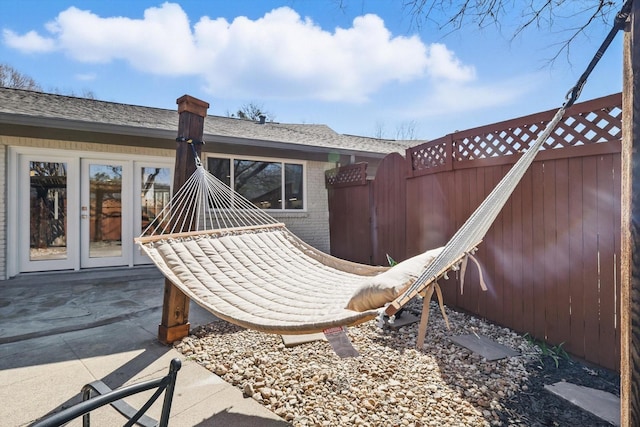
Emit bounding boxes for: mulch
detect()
[496,353,620,426]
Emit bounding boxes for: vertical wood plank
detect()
[613,152,622,372]
[531,161,546,341]
[501,163,514,329]
[520,168,535,335]
[485,166,503,326]
[475,167,488,318]
[554,158,572,351]
[597,154,617,371]
[543,160,559,345]
[457,168,473,312]
[568,157,586,359]
[582,155,601,365]
[509,164,524,333]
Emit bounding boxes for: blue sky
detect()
[0,0,626,140]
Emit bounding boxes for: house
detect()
[0,87,413,280]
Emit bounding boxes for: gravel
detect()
[174,299,620,426]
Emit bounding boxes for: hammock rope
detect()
[141,156,280,237]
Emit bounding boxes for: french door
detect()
[18,153,79,273]
[13,148,173,275]
[80,159,132,268]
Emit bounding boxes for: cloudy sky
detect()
[1,0,626,139]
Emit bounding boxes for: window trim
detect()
[204,153,307,212]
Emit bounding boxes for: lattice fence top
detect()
[325,162,368,188]
[409,93,622,175]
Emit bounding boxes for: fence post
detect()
[621,4,640,425]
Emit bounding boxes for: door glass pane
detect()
[89,164,122,258]
[234,160,282,209]
[140,167,171,234]
[30,162,67,260]
[285,163,303,209]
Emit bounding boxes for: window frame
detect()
[204,153,307,212]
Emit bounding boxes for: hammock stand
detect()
[139,3,629,346]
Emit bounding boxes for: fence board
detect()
[597,154,618,371]
[457,168,473,311]
[613,152,622,372]
[491,166,507,326]
[519,169,535,335]
[509,170,524,333]
[568,157,586,359]
[531,162,547,341]
[501,163,515,329]
[582,156,600,364]
[554,159,572,352]
[543,160,560,345]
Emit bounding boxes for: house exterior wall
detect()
[0,144,6,280]
[270,160,332,253]
[1,135,333,278]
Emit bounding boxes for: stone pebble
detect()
[174,299,540,426]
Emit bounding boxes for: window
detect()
[207,157,304,210]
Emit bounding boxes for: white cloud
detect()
[3,3,478,102]
[425,44,475,82]
[407,72,544,117]
[3,29,56,53]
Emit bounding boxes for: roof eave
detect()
[203,133,389,158]
[0,112,391,158]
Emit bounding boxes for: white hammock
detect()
[136,105,565,335]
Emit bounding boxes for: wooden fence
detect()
[326,93,623,371]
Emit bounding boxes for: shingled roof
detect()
[0,87,414,156]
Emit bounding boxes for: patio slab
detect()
[450,333,519,361]
[544,381,620,426]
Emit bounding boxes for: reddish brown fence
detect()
[326,93,623,371]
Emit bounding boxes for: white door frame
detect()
[15,151,80,273]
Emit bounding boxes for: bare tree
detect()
[0,63,41,91]
[402,1,621,61]
[334,1,621,61]
[49,86,96,99]
[395,120,419,140]
[373,120,388,139]
[228,102,275,122]
[1,63,98,98]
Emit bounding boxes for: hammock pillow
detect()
[346,247,444,312]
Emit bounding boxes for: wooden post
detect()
[158,95,209,345]
[621,3,640,425]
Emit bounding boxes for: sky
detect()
[0,0,627,140]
